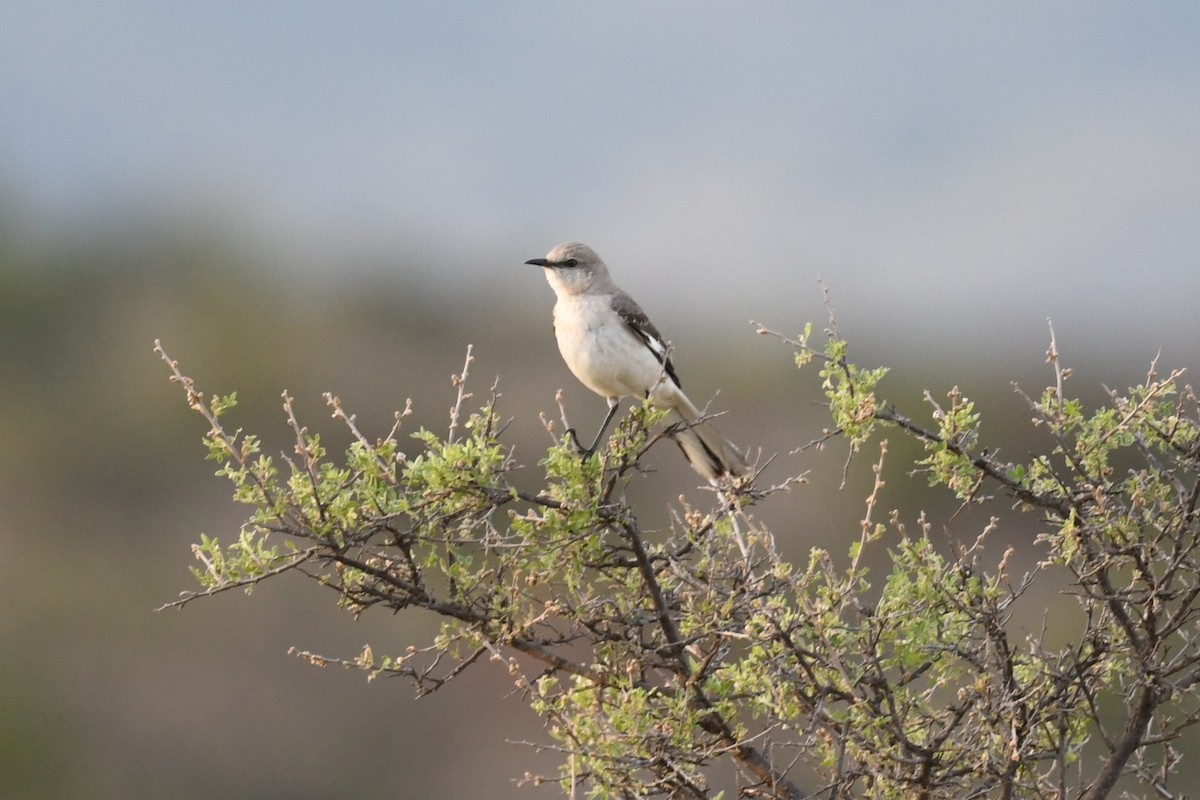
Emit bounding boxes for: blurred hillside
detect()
[1,196,1196,799]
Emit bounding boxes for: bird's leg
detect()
[580,401,620,458]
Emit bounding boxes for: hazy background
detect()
[2,4,1198,798]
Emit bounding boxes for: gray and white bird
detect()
[526,242,751,482]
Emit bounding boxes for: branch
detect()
[1080,684,1158,800]
[619,515,805,799]
[447,344,475,442]
[873,405,1074,518]
[156,546,320,611]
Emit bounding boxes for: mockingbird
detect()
[526,242,751,482]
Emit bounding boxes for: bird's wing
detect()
[610,290,682,388]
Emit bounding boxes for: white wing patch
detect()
[610,291,681,389]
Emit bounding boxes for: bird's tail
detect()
[668,392,751,482]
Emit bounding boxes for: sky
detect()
[2,2,1199,355]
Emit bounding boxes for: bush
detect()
[155,315,1200,799]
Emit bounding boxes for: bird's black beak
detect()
[525,258,552,267]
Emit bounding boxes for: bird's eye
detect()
[563,258,579,268]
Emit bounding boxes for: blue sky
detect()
[3,3,1198,354]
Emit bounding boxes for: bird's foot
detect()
[565,427,592,457]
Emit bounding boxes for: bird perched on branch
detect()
[526,242,750,482]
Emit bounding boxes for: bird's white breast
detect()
[553,295,664,400]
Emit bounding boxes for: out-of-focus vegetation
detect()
[3,193,1196,798]
[0,208,578,799]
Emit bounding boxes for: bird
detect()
[526,242,751,482]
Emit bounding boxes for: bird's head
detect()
[526,242,610,296]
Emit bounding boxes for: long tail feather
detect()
[667,390,751,482]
